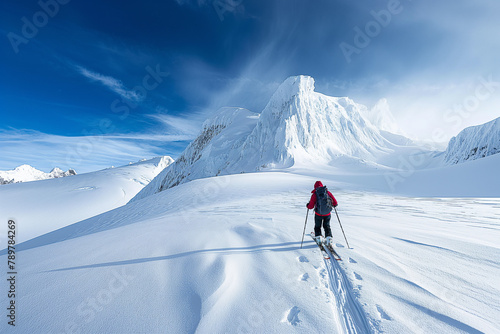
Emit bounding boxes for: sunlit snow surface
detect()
[2,172,499,333]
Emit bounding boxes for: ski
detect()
[325,244,342,261]
[311,232,342,261]
[310,232,330,260]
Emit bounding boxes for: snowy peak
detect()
[268,75,315,109]
[49,167,77,178]
[0,164,77,185]
[201,107,252,129]
[444,117,500,164]
[239,75,389,168]
[131,156,174,173]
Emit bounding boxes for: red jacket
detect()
[307,181,338,216]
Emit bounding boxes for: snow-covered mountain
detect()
[133,76,396,201]
[445,116,500,164]
[0,164,76,185]
[0,156,173,242]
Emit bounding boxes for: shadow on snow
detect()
[46,241,317,272]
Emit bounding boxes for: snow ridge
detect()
[0,164,76,185]
[444,117,500,164]
[132,107,259,201]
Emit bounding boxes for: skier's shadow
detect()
[47,241,317,272]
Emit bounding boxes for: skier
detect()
[307,181,338,246]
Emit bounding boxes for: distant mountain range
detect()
[0,165,77,185]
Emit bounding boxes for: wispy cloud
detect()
[149,113,202,137]
[0,129,188,173]
[75,66,141,102]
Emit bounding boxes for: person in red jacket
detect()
[307,181,338,246]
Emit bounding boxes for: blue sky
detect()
[1,0,500,173]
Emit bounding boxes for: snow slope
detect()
[289,150,500,198]
[0,156,173,243]
[3,171,499,333]
[0,164,76,185]
[445,116,500,164]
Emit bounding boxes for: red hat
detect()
[314,181,323,189]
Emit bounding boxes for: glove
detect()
[306,203,309,208]
[334,204,338,208]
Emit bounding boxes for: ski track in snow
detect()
[321,246,375,334]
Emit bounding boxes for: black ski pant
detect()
[314,214,332,238]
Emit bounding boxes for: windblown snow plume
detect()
[363,98,403,135]
[444,116,500,164]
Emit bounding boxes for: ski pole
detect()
[300,209,309,249]
[334,207,350,249]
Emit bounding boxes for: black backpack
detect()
[315,186,333,215]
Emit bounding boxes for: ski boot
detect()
[314,236,322,246]
[324,236,332,247]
